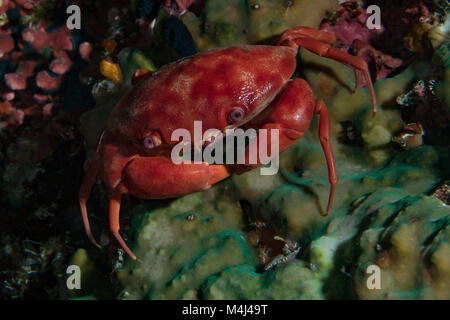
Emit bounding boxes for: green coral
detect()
[118,183,253,299]
[20,0,58,26]
[179,0,339,51]
[435,40,450,108]
[353,195,449,299]
[118,135,448,299]
[68,249,113,299]
[203,262,324,299]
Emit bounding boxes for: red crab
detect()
[80,27,377,260]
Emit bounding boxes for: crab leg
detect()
[314,99,337,216]
[107,156,232,260]
[109,161,232,261]
[276,26,336,44]
[108,193,138,260]
[277,27,377,113]
[79,159,102,248]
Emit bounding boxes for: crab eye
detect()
[143,136,155,149]
[143,132,162,149]
[228,107,245,124]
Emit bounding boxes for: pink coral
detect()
[42,103,54,118]
[4,60,37,90]
[0,33,15,56]
[13,0,44,10]
[8,109,24,126]
[0,101,15,116]
[5,73,27,90]
[49,51,72,75]
[79,42,93,60]
[2,92,15,101]
[320,1,402,83]
[33,94,49,102]
[36,71,62,91]
[16,60,37,77]
[22,25,73,52]
[163,0,194,15]
[320,1,384,50]
[0,0,12,14]
[351,40,403,83]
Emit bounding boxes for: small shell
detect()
[100,59,123,84]
[429,181,449,205]
[392,123,424,150]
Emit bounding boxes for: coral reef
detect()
[179,0,340,50]
[119,140,448,299]
[0,0,148,299]
[117,184,252,299]
[116,0,449,300]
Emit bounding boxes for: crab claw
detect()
[237,78,337,215]
[79,135,232,260]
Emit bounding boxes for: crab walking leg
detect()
[276,26,336,45]
[109,193,137,260]
[277,29,377,113]
[79,160,102,248]
[314,99,337,216]
[110,162,230,261]
[109,158,232,260]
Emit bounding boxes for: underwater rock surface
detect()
[119,139,448,299]
[181,0,340,50]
